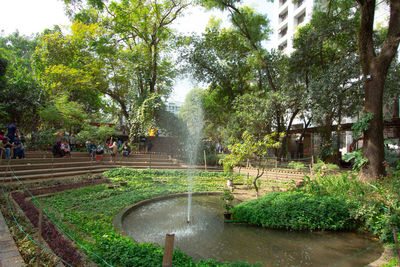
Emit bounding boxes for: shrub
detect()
[312,160,340,173]
[300,171,400,239]
[287,161,307,170]
[231,191,356,231]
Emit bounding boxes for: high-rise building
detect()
[272,0,389,54]
[165,101,184,115]
[273,0,314,54]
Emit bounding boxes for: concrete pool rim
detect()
[113,191,222,236]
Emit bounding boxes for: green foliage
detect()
[221,188,234,212]
[312,160,340,173]
[300,171,400,239]
[351,113,374,140]
[27,128,59,149]
[221,131,283,172]
[290,0,363,158]
[342,113,373,170]
[232,191,356,231]
[39,94,88,130]
[0,32,45,130]
[343,150,368,170]
[223,163,233,174]
[76,124,117,144]
[221,131,283,195]
[287,161,307,170]
[130,94,162,138]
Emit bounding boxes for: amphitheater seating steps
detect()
[0,151,188,184]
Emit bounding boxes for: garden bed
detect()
[11,168,252,266]
[11,178,110,266]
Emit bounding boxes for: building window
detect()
[279,0,287,7]
[279,10,288,23]
[296,11,306,25]
[278,41,287,51]
[279,26,288,38]
[296,0,304,8]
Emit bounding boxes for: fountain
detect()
[183,92,204,224]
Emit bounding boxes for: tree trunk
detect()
[362,72,386,178]
[280,109,300,158]
[356,0,400,178]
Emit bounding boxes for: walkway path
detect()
[0,212,24,266]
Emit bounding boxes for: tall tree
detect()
[198,1,304,154]
[355,0,400,178]
[290,0,364,161]
[0,32,45,131]
[58,0,188,133]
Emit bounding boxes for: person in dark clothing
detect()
[7,121,18,142]
[147,140,153,152]
[12,139,25,159]
[88,141,97,157]
[1,138,12,159]
[52,140,63,157]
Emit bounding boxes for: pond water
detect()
[121,195,382,266]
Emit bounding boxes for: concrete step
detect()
[1,157,93,165]
[116,164,187,170]
[23,151,90,158]
[102,155,174,161]
[2,165,106,178]
[111,161,181,167]
[0,161,101,171]
[0,168,110,183]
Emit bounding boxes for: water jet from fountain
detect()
[184,91,203,225]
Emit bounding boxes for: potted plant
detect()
[221,189,234,221]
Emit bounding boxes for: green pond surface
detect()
[122,195,382,267]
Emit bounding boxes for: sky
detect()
[0,0,274,102]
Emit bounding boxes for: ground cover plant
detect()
[231,167,400,265]
[35,168,257,266]
[10,178,110,266]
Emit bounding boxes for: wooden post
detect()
[36,200,43,267]
[203,150,207,171]
[311,155,314,167]
[162,234,175,267]
[393,227,400,267]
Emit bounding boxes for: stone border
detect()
[366,245,395,267]
[0,211,24,267]
[113,191,222,236]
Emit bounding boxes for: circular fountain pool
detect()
[119,195,382,266]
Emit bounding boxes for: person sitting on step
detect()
[61,141,71,157]
[122,142,131,157]
[88,141,97,157]
[52,140,63,157]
